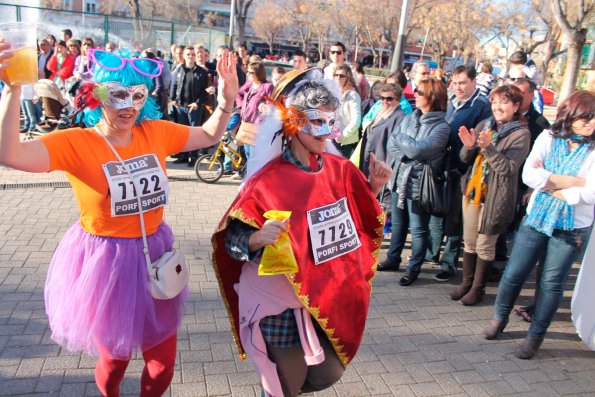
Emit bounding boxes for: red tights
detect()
[95,334,177,397]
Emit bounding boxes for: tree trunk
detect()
[540,37,557,87]
[269,35,274,55]
[559,29,586,102]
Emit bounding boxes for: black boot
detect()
[460,258,493,306]
[515,335,544,359]
[450,252,477,300]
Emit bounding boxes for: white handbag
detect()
[148,248,188,300]
[98,128,189,300]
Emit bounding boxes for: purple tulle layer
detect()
[44,222,188,359]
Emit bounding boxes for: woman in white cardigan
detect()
[332,64,361,157]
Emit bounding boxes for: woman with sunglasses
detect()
[213,68,391,397]
[357,83,406,216]
[358,83,405,180]
[67,39,82,73]
[483,90,594,359]
[380,79,450,286]
[0,38,238,395]
[46,40,75,86]
[236,61,273,166]
[74,37,96,80]
[453,85,530,306]
[333,64,361,157]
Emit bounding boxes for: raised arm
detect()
[0,39,50,172]
[181,50,239,151]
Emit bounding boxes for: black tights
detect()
[265,325,344,397]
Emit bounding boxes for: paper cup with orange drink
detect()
[0,22,38,86]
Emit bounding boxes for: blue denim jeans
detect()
[243,144,254,161]
[426,215,462,274]
[426,215,444,261]
[493,225,590,337]
[386,191,430,275]
[21,99,41,130]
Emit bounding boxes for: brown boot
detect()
[460,258,493,306]
[515,334,544,359]
[450,252,477,300]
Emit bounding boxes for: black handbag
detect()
[419,148,451,218]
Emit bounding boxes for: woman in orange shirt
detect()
[0,41,238,396]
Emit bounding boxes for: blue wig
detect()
[80,51,162,127]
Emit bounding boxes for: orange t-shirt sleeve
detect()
[39,128,88,172]
[147,120,190,155]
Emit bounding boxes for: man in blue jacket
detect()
[427,65,492,281]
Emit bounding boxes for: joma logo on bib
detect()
[317,204,341,222]
[310,199,347,225]
[115,158,149,174]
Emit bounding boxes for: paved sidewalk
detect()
[1,159,594,397]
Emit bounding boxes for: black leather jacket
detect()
[170,64,209,106]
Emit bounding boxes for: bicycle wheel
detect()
[195,154,224,183]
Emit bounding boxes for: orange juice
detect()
[5,46,38,86]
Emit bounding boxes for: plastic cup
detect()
[0,22,38,86]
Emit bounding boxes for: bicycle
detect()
[194,133,244,183]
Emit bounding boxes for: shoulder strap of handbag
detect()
[94,127,153,274]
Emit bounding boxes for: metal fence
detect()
[0,3,227,55]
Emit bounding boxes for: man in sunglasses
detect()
[170,46,210,166]
[323,42,347,80]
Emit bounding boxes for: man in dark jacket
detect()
[170,46,210,166]
[427,65,492,282]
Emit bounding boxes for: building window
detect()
[63,0,71,9]
[86,0,97,12]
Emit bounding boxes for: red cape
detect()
[211,153,384,366]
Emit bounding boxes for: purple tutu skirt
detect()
[44,222,188,360]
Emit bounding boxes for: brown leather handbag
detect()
[235,121,259,145]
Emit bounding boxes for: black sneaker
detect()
[399,273,418,286]
[377,259,399,272]
[433,270,454,282]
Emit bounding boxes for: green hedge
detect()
[363,67,391,78]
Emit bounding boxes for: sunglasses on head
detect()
[330,50,343,55]
[380,96,395,102]
[334,73,346,78]
[87,48,163,78]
